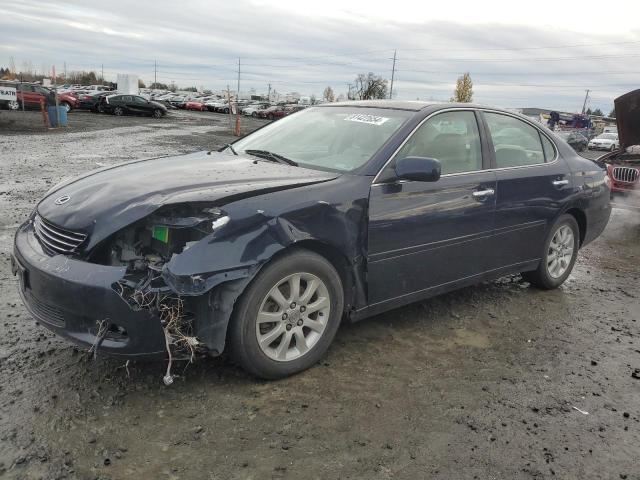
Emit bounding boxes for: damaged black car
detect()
[12,101,611,379]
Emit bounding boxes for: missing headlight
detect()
[90,205,230,272]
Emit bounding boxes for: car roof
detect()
[318,99,500,112]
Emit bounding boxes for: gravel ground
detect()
[0,110,638,480]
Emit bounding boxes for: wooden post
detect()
[40,98,49,128]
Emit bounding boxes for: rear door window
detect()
[484,112,546,167]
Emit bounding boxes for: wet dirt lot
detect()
[0,110,638,480]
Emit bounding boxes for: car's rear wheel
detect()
[152,108,163,118]
[113,106,124,116]
[523,214,579,289]
[7,100,19,110]
[251,112,257,117]
[229,249,344,379]
[268,113,274,120]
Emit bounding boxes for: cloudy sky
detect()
[2,0,639,112]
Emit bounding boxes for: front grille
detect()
[33,215,87,256]
[612,167,639,184]
[24,290,65,327]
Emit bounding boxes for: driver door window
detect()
[395,111,483,175]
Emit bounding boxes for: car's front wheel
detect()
[7,100,19,110]
[523,214,579,289]
[229,249,344,379]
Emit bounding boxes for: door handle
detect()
[472,188,495,198]
[552,179,569,187]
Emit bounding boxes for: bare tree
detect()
[354,72,388,100]
[310,94,317,105]
[451,72,473,103]
[323,86,335,102]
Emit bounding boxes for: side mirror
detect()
[394,156,441,182]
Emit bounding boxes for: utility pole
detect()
[347,83,352,100]
[581,89,591,114]
[101,63,104,84]
[63,62,67,80]
[389,49,397,99]
[267,83,271,103]
[154,60,157,87]
[235,58,241,135]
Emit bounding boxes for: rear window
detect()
[485,112,546,168]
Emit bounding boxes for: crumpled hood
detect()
[615,89,640,149]
[37,151,338,249]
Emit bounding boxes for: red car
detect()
[15,83,79,112]
[258,105,286,120]
[185,100,206,111]
[598,89,640,199]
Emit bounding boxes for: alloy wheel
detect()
[255,272,331,362]
[114,107,123,116]
[8,100,19,110]
[546,225,574,279]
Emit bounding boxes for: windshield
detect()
[231,106,412,172]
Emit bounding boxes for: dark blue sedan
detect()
[12,101,611,379]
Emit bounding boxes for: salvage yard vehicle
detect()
[184,99,207,111]
[12,101,611,379]
[243,102,270,116]
[258,105,286,119]
[598,89,640,198]
[4,82,80,112]
[588,132,619,151]
[101,94,168,118]
[557,131,588,152]
[77,91,116,112]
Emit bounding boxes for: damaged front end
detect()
[88,204,248,368]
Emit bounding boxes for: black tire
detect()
[522,214,580,289]
[223,107,229,114]
[152,108,163,118]
[610,144,616,152]
[113,106,124,116]
[251,112,257,117]
[268,113,274,120]
[229,249,344,379]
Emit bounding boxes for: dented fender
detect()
[160,175,373,353]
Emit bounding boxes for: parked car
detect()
[597,89,640,197]
[77,91,116,112]
[168,96,188,109]
[557,131,588,152]
[185,100,207,111]
[258,105,286,119]
[243,103,270,117]
[9,83,80,112]
[12,101,611,379]
[101,94,167,118]
[588,133,619,151]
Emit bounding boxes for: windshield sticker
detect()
[343,114,390,126]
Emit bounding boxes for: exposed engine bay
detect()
[91,204,229,274]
